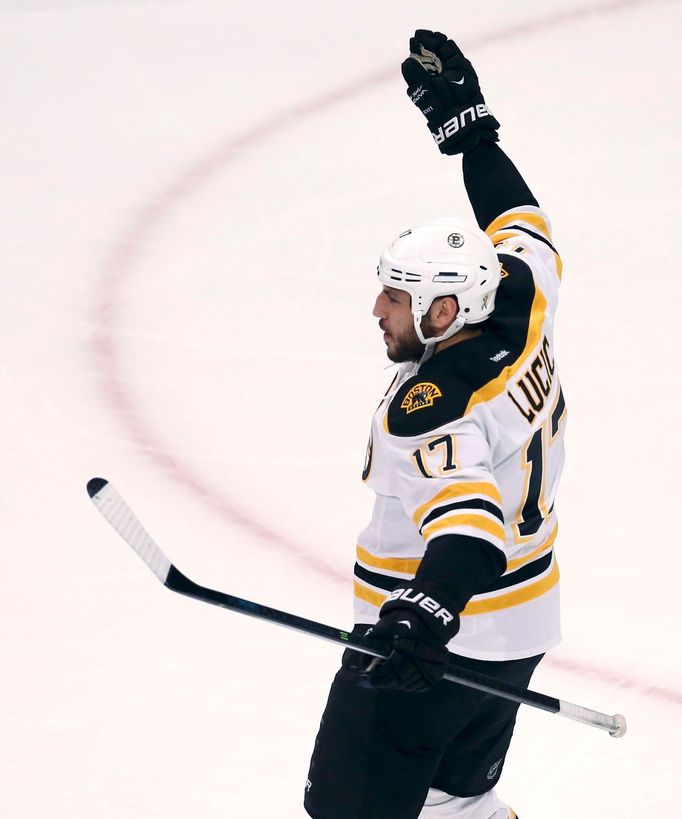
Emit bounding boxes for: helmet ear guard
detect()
[377,217,501,355]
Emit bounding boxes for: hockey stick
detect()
[86,477,626,738]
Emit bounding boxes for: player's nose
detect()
[372,292,387,318]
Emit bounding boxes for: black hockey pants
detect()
[304,645,542,819]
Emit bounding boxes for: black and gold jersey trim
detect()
[353,545,555,604]
[420,498,504,532]
[504,223,558,256]
[483,550,553,593]
[353,563,401,593]
[486,208,562,280]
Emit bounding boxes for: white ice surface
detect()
[1,0,681,816]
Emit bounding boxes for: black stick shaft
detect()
[166,566,560,714]
[86,477,625,737]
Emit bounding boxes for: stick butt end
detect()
[609,714,627,738]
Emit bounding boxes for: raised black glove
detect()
[364,583,461,693]
[401,29,500,156]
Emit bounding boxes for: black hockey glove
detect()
[364,583,461,693]
[402,29,500,156]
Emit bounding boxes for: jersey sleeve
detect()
[486,205,563,282]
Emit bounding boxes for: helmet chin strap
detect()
[413,310,467,365]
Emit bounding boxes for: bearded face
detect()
[373,287,442,362]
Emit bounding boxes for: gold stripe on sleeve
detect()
[421,513,505,544]
[554,253,563,280]
[354,562,560,616]
[486,211,562,280]
[356,546,422,575]
[461,560,559,616]
[412,482,503,527]
[486,210,552,242]
[353,580,387,608]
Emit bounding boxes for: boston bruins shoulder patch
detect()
[388,375,471,437]
[400,382,442,414]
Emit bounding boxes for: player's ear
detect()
[431,295,459,329]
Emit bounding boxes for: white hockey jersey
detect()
[355,206,566,661]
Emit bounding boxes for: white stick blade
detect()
[87,478,172,583]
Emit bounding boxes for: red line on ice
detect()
[92,0,673,700]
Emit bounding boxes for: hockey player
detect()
[304,30,565,819]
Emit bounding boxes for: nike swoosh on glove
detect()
[401,29,500,155]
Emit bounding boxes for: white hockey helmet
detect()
[378,217,501,349]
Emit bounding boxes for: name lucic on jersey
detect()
[507,335,556,424]
[432,103,495,145]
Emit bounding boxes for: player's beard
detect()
[385,315,434,363]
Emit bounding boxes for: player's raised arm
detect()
[402,29,539,229]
